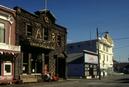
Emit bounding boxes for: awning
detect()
[0,49,20,55]
[0,43,20,55]
[57,52,67,58]
[67,53,83,63]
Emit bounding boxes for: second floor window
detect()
[107,55,108,62]
[26,24,32,37]
[0,23,5,43]
[106,47,108,52]
[103,45,105,51]
[57,35,61,46]
[44,28,49,40]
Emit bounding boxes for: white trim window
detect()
[0,23,5,43]
[26,24,32,37]
[4,63,12,75]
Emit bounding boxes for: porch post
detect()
[28,53,31,74]
[42,53,45,74]
[14,53,22,80]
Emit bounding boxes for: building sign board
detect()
[29,39,55,49]
[84,53,98,64]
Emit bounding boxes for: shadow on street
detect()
[116,78,129,83]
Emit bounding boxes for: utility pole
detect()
[45,0,48,10]
[96,28,101,80]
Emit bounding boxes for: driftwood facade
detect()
[14,7,67,82]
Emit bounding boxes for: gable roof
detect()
[35,9,56,22]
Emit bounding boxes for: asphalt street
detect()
[1,74,129,87]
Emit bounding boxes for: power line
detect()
[114,45,129,50]
[114,37,129,41]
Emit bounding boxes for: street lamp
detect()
[96,28,108,80]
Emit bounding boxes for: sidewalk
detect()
[1,74,129,87]
[0,79,76,87]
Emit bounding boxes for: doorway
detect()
[56,58,66,78]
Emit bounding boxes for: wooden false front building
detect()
[14,7,67,82]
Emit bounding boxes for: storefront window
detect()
[31,54,42,73]
[5,65,11,73]
[23,53,28,73]
[4,63,12,75]
[0,23,5,43]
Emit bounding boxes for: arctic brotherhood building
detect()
[0,5,67,83]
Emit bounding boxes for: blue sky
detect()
[0,0,129,62]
